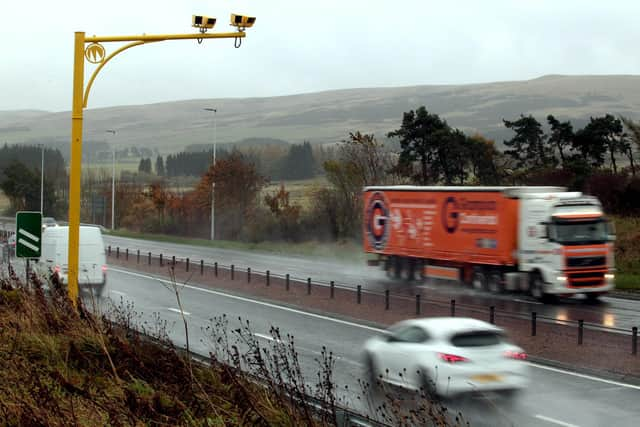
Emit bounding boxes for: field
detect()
[261,176,329,209]
[612,216,640,291]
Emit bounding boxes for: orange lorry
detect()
[363,186,615,301]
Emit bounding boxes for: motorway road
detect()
[100,267,640,427]
[103,235,640,332]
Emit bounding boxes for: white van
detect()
[37,225,107,297]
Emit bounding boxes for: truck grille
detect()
[567,256,606,268]
[568,271,604,287]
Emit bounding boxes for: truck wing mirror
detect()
[538,223,548,239]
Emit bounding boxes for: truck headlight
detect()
[556,276,568,282]
[604,273,615,280]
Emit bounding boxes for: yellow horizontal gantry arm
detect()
[86,31,246,43]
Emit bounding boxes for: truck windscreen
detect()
[550,219,608,246]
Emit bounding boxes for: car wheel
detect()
[420,370,438,400]
[472,267,487,291]
[364,353,382,391]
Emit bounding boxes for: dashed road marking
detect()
[535,414,579,427]
[111,267,640,391]
[167,307,191,316]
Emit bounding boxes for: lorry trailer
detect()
[363,186,615,301]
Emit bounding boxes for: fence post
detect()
[450,299,456,317]
[214,262,218,277]
[490,306,495,324]
[531,312,537,337]
[137,250,140,264]
[578,320,584,345]
[416,294,421,315]
[231,265,234,280]
[160,253,163,266]
[172,255,176,267]
[357,285,362,304]
[286,273,290,291]
[330,281,335,299]
[385,290,390,310]
[108,246,111,256]
[266,270,270,286]
[148,252,151,265]
[200,260,204,275]
[633,327,638,355]
[247,267,251,283]
[116,247,120,259]
[186,258,189,272]
[307,277,311,295]
[125,248,128,260]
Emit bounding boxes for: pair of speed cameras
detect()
[192,13,256,32]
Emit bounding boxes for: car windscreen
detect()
[450,330,503,347]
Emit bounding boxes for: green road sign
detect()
[15,211,42,258]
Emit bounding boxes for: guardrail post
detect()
[186,258,190,272]
[578,320,584,345]
[531,312,537,336]
[357,285,362,304]
[286,273,290,291]
[385,290,390,310]
[116,247,120,259]
[108,246,111,256]
[490,306,495,324]
[633,327,638,355]
[137,250,140,264]
[214,262,218,277]
[416,294,421,315]
[307,277,311,295]
[160,253,163,266]
[231,265,234,280]
[450,299,456,317]
[125,248,128,260]
[247,267,251,283]
[266,270,270,286]
[148,252,151,265]
[200,260,204,275]
[330,281,335,299]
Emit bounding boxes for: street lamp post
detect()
[106,129,116,230]
[40,145,44,214]
[66,17,253,305]
[204,107,217,240]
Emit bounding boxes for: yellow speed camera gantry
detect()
[230,14,256,31]
[192,15,217,32]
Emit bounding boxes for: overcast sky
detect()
[1,0,639,112]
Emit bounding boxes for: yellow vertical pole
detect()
[68,31,86,306]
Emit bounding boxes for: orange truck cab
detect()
[363,186,615,302]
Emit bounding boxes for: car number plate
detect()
[471,374,503,383]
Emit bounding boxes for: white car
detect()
[362,317,529,399]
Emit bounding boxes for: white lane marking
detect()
[254,332,275,341]
[514,298,542,305]
[111,267,640,390]
[535,414,579,427]
[110,290,128,296]
[111,268,381,333]
[167,307,191,316]
[526,362,640,391]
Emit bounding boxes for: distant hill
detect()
[1,74,639,159]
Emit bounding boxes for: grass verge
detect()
[614,273,640,291]
[0,266,460,426]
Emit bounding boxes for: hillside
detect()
[1,74,639,158]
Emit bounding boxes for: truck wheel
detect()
[529,272,546,300]
[472,267,487,291]
[487,271,504,293]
